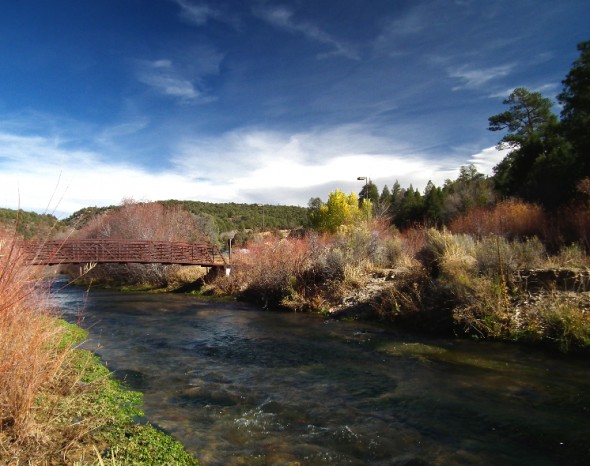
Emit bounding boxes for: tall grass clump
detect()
[414,229,547,341]
[512,294,590,352]
[419,230,590,351]
[0,234,71,453]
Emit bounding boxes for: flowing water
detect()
[53,280,590,465]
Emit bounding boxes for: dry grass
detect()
[0,233,75,458]
[215,226,404,312]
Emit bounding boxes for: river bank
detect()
[205,229,590,354]
[0,234,198,465]
[40,321,200,465]
[1,315,199,465]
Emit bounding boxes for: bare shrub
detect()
[398,228,427,266]
[375,235,404,267]
[331,226,373,264]
[449,200,546,240]
[558,206,590,251]
[322,248,346,280]
[219,236,313,309]
[69,200,211,288]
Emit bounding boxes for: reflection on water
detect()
[53,280,590,466]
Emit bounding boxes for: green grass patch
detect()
[65,347,199,465]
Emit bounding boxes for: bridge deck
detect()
[22,239,226,267]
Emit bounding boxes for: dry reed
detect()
[0,232,71,457]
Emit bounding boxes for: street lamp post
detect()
[357,176,369,222]
[357,176,368,199]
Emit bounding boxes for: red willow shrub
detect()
[68,200,212,287]
[76,199,207,242]
[225,236,316,307]
[449,200,547,240]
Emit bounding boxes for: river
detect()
[52,279,590,465]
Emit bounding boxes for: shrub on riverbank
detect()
[215,224,410,311]
[212,224,590,352]
[0,233,198,464]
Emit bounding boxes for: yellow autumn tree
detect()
[309,189,372,233]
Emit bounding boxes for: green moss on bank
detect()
[50,320,199,465]
[71,350,198,465]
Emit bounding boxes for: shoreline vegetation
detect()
[204,209,590,355]
[0,233,198,465]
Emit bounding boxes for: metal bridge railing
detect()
[21,239,227,267]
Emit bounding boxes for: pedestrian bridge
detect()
[22,239,227,268]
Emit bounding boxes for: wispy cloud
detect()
[378,12,426,38]
[172,0,239,28]
[136,59,200,101]
[468,145,510,174]
[134,43,224,103]
[253,5,358,60]
[488,82,559,100]
[173,0,220,25]
[449,63,514,90]
[96,119,150,148]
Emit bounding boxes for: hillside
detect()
[0,208,65,239]
[62,200,309,235]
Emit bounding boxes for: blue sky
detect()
[0,0,588,217]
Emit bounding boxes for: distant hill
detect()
[61,205,118,229]
[0,208,65,239]
[161,200,308,233]
[62,200,309,235]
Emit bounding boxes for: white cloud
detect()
[134,46,223,103]
[0,131,215,216]
[488,82,559,100]
[253,5,358,60]
[136,59,200,101]
[172,0,240,29]
[0,125,507,217]
[173,0,220,26]
[96,119,150,147]
[449,64,514,90]
[468,145,510,175]
[170,125,463,201]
